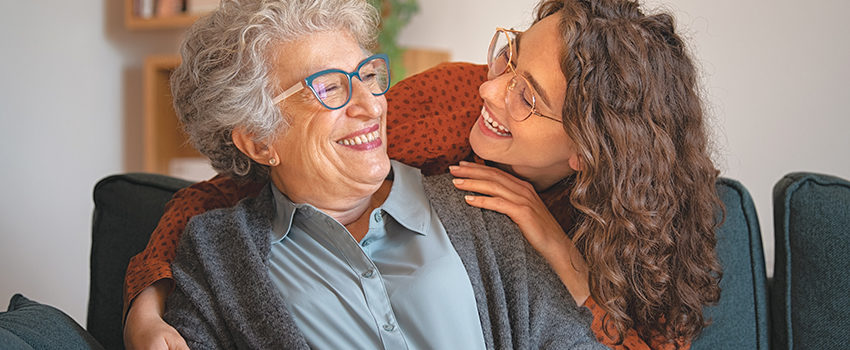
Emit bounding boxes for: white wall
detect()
[0,0,180,324]
[400,0,850,277]
[0,0,847,326]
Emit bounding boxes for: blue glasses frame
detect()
[272,53,391,110]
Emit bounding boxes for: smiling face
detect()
[469,15,581,190]
[267,30,390,205]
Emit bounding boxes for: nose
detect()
[479,72,511,111]
[345,78,384,119]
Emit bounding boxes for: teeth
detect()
[482,107,511,136]
[337,130,381,146]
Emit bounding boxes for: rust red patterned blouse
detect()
[123,62,682,350]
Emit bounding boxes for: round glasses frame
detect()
[272,53,391,110]
[488,28,561,123]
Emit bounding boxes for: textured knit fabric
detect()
[164,174,604,350]
[265,161,485,349]
[126,62,666,349]
[771,172,850,350]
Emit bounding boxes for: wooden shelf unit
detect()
[124,0,201,30]
[143,56,201,174]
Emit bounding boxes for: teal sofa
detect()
[2,171,847,349]
[771,172,850,350]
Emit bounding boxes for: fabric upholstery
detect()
[88,173,192,350]
[691,178,770,350]
[771,172,850,350]
[0,294,103,349]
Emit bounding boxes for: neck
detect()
[272,177,393,241]
[496,162,574,192]
[343,180,393,241]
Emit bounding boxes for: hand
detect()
[124,280,189,350]
[449,161,590,305]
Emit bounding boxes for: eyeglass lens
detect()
[488,31,515,80]
[310,56,389,109]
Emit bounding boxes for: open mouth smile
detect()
[335,124,382,150]
[482,107,511,136]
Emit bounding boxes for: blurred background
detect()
[1,0,848,324]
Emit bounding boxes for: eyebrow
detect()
[514,32,553,108]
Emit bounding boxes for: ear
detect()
[231,127,278,166]
[568,154,585,172]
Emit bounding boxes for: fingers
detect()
[166,334,191,350]
[452,177,527,205]
[449,161,536,198]
[451,161,534,191]
[462,193,536,226]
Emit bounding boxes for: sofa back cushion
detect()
[691,178,770,350]
[1,294,104,349]
[771,172,850,350]
[89,173,192,350]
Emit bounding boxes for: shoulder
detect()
[171,174,265,210]
[179,186,274,251]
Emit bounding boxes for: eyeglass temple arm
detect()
[272,81,306,104]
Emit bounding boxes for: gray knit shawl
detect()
[164,174,603,349]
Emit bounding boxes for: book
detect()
[156,0,185,17]
[136,0,155,18]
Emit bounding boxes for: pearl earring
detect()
[269,158,278,166]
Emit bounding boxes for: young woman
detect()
[124,0,722,348]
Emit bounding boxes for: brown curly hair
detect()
[535,0,723,345]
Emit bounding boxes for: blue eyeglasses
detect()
[272,53,390,110]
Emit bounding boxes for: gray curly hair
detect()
[171,0,379,181]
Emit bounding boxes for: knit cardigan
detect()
[164,174,604,349]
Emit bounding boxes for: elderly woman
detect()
[148,0,603,349]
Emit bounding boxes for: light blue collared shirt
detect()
[267,161,486,350]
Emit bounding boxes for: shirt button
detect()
[382,324,396,332]
[373,212,382,222]
[361,239,373,247]
[362,270,375,278]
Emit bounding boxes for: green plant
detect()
[367,0,419,85]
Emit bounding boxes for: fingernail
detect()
[449,165,458,171]
[452,178,464,185]
[459,161,469,165]
[465,195,475,202]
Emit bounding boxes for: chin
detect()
[361,155,392,182]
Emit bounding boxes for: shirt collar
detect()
[380,160,430,236]
[269,184,299,243]
[269,160,431,244]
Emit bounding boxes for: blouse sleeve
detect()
[584,296,690,350]
[122,176,263,313]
